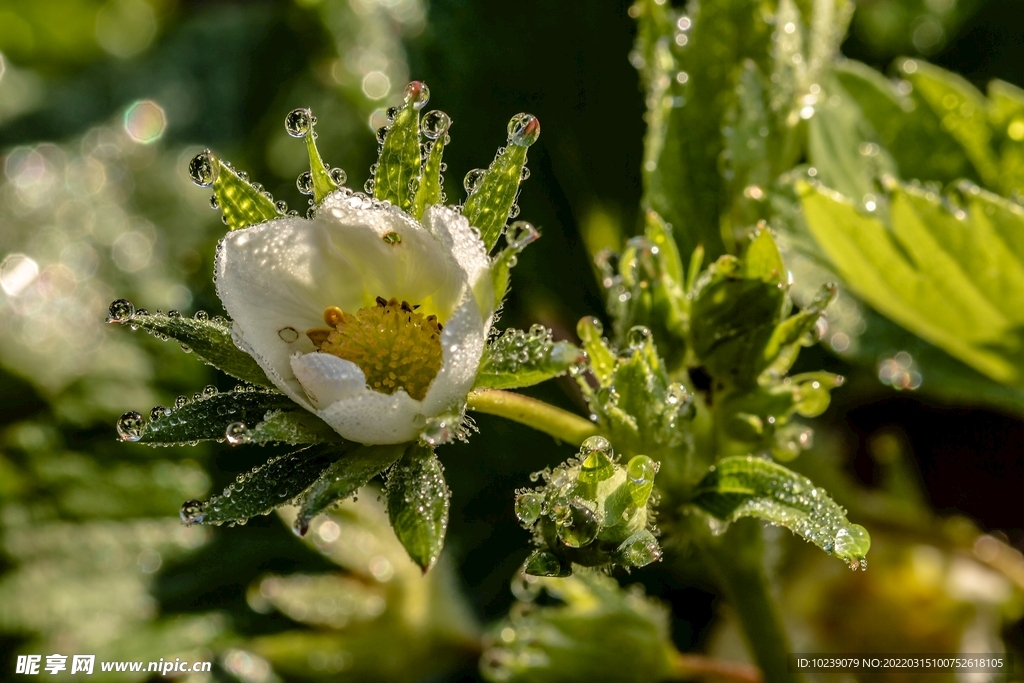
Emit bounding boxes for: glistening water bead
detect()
[188,151,216,187]
[117,411,145,442]
[421,110,452,140]
[284,108,314,138]
[404,81,431,110]
[296,171,313,195]
[107,298,135,323]
[507,113,540,147]
[464,169,486,194]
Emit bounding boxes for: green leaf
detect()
[800,179,1024,385]
[834,59,977,185]
[900,58,999,188]
[743,227,786,284]
[293,444,406,536]
[203,151,280,230]
[247,408,344,446]
[636,0,774,262]
[490,221,540,309]
[692,455,870,568]
[385,444,450,572]
[988,79,1024,197]
[475,327,583,390]
[373,96,422,212]
[302,122,341,204]
[136,389,306,446]
[463,114,539,251]
[181,444,346,526]
[108,308,273,388]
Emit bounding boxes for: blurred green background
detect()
[2,0,1024,680]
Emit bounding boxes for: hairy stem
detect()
[671,653,763,683]
[466,389,600,445]
[701,519,803,683]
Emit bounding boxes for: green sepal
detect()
[304,129,340,204]
[385,444,450,572]
[691,455,870,568]
[490,222,540,309]
[412,128,447,220]
[374,99,422,212]
[136,389,338,446]
[108,309,273,388]
[207,152,280,230]
[575,317,617,386]
[293,444,406,536]
[475,327,584,390]
[463,125,536,251]
[180,444,347,527]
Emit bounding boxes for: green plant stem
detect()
[700,519,803,683]
[466,389,600,445]
[671,652,763,683]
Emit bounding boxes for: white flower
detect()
[215,192,494,444]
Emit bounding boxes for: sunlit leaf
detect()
[475,327,583,390]
[692,455,870,568]
[135,389,302,445]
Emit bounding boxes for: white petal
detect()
[319,192,446,306]
[421,291,488,417]
[422,204,494,320]
[290,352,367,408]
[215,217,364,403]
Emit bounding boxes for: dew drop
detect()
[520,166,531,181]
[225,421,249,446]
[464,168,486,194]
[284,108,313,138]
[330,167,347,185]
[556,500,600,548]
[275,200,288,213]
[376,126,389,145]
[507,113,541,147]
[209,194,219,210]
[514,491,543,526]
[627,325,652,349]
[404,81,430,110]
[421,110,452,140]
[296,171,314,195]
[188,151,217,187]
[107,298,135,323]
[507,221,539,249]
[180,499,205,526]
[364,178,375,194]
[116,411,145,442]
[150,405,170,421]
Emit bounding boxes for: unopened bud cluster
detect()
[515,436,661,577]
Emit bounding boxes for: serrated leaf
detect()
[374,101,421,212]
[182,445,346,526]
[692,456,870,567]
[463,139,532,251]
[800,180,1024,385]
[112,311,273,388]
[475,328,583,390]
[385,444,450,572]
[137,391,343,447]
[209,154,280,230]
[293,444,406,536]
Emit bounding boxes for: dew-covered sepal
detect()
[691,455,871,570]
[516,436,662,577]
[463,113,540,251]
[180,444,348,527]
[475,325,585,391]
[188,150,281,229]
[293,443,406,537]
[118,387,342,447]
[480,570,675,683]
[374,82,428,212]
[385,444,451,572]
[490,220,540,309]
[575,317,694,458]
[106,301,273,388]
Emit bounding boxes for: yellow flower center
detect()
[306,297,443,401]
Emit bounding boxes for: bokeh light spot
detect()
[124,100,166,144]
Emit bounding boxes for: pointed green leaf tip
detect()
[475,325,584,390]
[464,113,540,251]
[386,444,451,572]
[692,456,870,569]
[374,81,430,212]
[188,150,280,229]
[284,107,342,204]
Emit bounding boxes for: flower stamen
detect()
[306,297,444,400]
